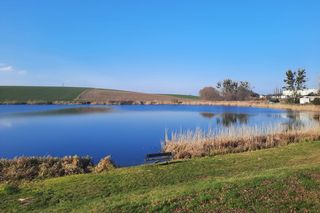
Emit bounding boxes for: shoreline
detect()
[1,100,320,112]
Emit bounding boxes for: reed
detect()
[163,123,320,159]
[0,155,115,182]
[180,100,320,112]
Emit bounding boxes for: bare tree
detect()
[199,87,221,101]
[217,79,253,101]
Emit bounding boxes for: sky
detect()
[0,0,319,95]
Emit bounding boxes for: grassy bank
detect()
[1,142,320,212]
[0,86,88,103]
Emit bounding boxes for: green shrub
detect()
[268,98,280,103]
[286,98,299,104]
[312,98,320,105]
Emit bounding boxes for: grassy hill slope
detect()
[1,142,320,212]
[0,86,197,104]
[0,86,88,103]
[162,94,199,100]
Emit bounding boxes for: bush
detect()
[0,156,94,182]
[0,155,119,182]
[286,98,299,104]
[312,98,320,105]
[95,156,115,173]
[268,98,280,103]
[199,87,221,101]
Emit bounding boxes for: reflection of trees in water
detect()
[283,111,304,130]
[13,107,111,117]
[282,111,320,130]
[216,113,249,127]
[313,114,320,122]
[200,110,319,129]
[200,112,215,119]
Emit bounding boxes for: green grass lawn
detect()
[1,142,320,212]
[0,86,88,103]
[163,94,200,100]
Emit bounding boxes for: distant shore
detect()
[1,86,319,112]
[1,100,320,112]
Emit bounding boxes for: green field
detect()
[0,86,88,103]
[163,94,200,100]
[0,86,199,103]
[1,142,320,212]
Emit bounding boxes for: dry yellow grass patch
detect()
[180,100,320,112]
[163,124,320,159]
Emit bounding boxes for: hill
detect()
[1,141,320,212]
[162,94,199,100]
[0,86,196,104]
[0,86,87,103]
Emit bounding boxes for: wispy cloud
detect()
[0,65,14,72]
[0,63,27,75]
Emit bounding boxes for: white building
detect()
[300,96,320,104]
[283,89,318,97]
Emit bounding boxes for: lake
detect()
[0,105,318,166]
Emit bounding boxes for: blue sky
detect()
[0,0,319,95]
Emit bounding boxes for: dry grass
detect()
[0,155,116,182]
[78,89,186,104]
[94,156,115,173]
[180,100,320,112]
[163,123,320,159]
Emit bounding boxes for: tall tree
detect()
[295,69,307,91]
[283,69,308,102]
[283,70,295,91]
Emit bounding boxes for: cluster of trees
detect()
[199,79,258,101]
[283,69,307,103]
[283,69,307,93]
[282,69,320,105]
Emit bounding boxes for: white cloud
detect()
[0,63,27,75]
[0,65,14,72]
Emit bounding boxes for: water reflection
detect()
[216,113,249,127]
[313,114,320,122]
[200,112,215,119]
[281,110,320,130]
[11,107,112,117]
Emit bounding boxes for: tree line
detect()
[199,69,319,102]
[199,79,258,101]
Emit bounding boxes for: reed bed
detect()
[163,123,320,159]
[180,100,320,112]
[179,100,320,112]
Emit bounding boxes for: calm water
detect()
[0,105,318,166]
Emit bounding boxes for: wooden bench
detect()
[145,152,173,164]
